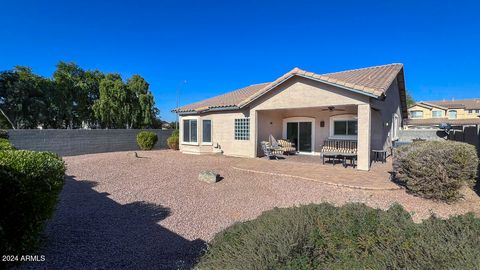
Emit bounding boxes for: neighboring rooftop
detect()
[173,63,405,114]
[427,99,480,110]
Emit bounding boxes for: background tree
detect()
[0,66,46,129]
[0,62,160,129]
[126,75,157,128]
[406,91,415,108]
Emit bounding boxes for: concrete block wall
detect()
[7,129,173,156]
[397,129,447,142]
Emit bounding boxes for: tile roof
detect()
[427,99,480,110]
[173,63,404,113]
[413,102,448,110]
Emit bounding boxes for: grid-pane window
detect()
[432,110,443,118]
[448,110,457,119]
[410,111,423,118]
[202,120,212,143]
[234,118,250,140]
[183,119,197,143]
[334,120,357,136]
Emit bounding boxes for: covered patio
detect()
[255,103,374,170]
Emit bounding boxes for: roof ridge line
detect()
[320,63,403,76]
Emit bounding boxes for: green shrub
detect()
[393,140,479,202]
[136,131,158,150]
[0,150,65,257]
[167,130,179,150]
[0,138,15,150]
[196,203,480,269]
[0,129,8,139]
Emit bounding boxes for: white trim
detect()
[282,117,315,154]
[392,113,399,140]
[329,114,358,140]
[180,116,199,145]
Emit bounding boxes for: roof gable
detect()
[174,63,405,114]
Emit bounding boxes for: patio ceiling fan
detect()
[321,106,346,112]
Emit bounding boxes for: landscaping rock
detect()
[199,171,219,183]
[128,151,139,158]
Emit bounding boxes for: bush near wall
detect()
[196,203,480,270]
[167,130,179,150]
[0,150,65,257]
[393,140,478,202]
[136,131,158,150]
[0,129,8,139]
[0,138,15,150]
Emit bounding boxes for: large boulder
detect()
[199,171,220,183]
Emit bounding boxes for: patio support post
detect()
[357,104,371,171]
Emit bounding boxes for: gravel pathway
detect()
[21,150,480,269]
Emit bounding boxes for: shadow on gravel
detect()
[21,176,205,270]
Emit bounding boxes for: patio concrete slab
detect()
[233,156,400,190]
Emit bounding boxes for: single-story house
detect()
[173,63,407,170]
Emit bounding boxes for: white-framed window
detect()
[410,110,423,118]
[202,119,212,144]
[448,110,457,119]
[468,109,473,114]
[183,119,197,143]
[432,110,443,118]
[234,118,250,140]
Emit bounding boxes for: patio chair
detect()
[260,141,279,160]
[269,135,296,155]
[277,139,296,155]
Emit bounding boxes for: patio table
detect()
[322,152,357,168]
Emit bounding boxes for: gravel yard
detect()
[23,150,480,269]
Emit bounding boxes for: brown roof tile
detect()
[427,99,480,110]
[173,63,404,113]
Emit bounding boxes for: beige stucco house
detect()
[173,64,408,170]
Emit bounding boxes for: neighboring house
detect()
[172,64,407,170]
[407,99,480,128]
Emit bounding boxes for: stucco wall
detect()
[251,77,369,111]
[179,109,255,157]
[370,78,402,150]
[407,105,475,120]
[7,129,172,156]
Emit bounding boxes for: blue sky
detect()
[1,0,479,121]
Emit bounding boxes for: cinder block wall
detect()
[7,129,173,156]
[397,129,447,142]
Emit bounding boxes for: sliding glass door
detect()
[286,121,312,153]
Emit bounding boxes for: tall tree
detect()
[127,75,157,128]
[93,76,117,129]
[0,66,46,129]
[52,62,84,128]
